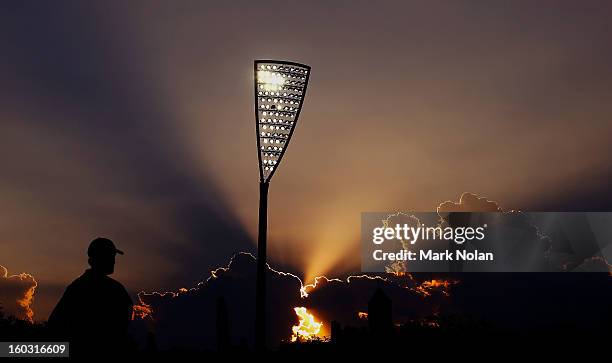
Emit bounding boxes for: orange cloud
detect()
[0,265,37,322]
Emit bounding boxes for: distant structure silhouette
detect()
[368,288,393,340]
[216,296,231,352]
[48,237,133,356]
[145,331,158,354]
[330,320,341,344]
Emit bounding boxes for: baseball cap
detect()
[87,237,124,257]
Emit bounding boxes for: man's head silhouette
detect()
[87,237,124,275]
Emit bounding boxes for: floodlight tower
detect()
[253,60,311,350]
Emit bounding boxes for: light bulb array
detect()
[255,61,310,181]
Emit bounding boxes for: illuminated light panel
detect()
[256,71,286,91]
[255,60,311,182]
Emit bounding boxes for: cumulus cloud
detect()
[433,193,612,328]
[0,265,37,322]
[372,193,550,272]
[437,192,612,272]
[439,192,551,271]
[133,253,448,349]
[120,193,612,349]
[437,192,503,213]
[135,252,303,349]
[301,274,449,331]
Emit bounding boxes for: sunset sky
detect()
[2,1,612,320]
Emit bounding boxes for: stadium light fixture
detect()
[253,60,311,351]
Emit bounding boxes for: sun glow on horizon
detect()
[291,307,323,342]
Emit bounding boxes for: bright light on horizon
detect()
[291,307,323,342]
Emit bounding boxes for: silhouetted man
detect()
[48,237,133,356]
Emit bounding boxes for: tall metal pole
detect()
[255,181,269,351]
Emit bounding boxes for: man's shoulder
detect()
[65,272,90,290]
[66,271,131,300]
[102,275,128,291]
[102,275,133,304]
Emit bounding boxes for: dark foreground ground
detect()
[1,311,609,360]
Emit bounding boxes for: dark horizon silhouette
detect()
[1,250,611,356]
